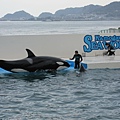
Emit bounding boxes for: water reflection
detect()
[0,69,84,84]
[0,71,58,82]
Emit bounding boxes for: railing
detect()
[99,28,120,33]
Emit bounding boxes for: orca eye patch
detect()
[56,62,64,65]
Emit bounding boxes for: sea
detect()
[0,21,120,35]
[0,21,120,120]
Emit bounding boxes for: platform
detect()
[83,56,120,69]
[0,56,119,74]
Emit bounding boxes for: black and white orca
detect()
[0,49,70,73]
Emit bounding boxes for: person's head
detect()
[75,50,78,54]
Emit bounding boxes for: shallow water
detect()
[0,21,120,35]
[0,69,120,120]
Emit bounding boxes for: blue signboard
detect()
[83,35,120,52]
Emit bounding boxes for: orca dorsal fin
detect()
[26,49,36,58]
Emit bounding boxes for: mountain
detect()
[93,2,120,14]
[92,2,120,18]
[1,10,34,21]
[38,4,102,21]
[54,4,102,16]
[38,12,53,21]
[0,1,120,21]
[38,1,120,21]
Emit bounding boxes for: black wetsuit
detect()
[71,54,83,69]
[107,44,115,56]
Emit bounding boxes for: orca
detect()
[0,49,70,73]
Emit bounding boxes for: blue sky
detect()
[0,0,118,17]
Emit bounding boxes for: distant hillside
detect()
[38,4,102,21]
[0,1,120,21]
[54,4,102,16]
[38,1,120,21]
[93,2,120,14]
[1,10,34,21]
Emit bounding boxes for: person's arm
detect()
[70,55,75,60]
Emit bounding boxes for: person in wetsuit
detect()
[70,50,83,69]
[105,42,115,56]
